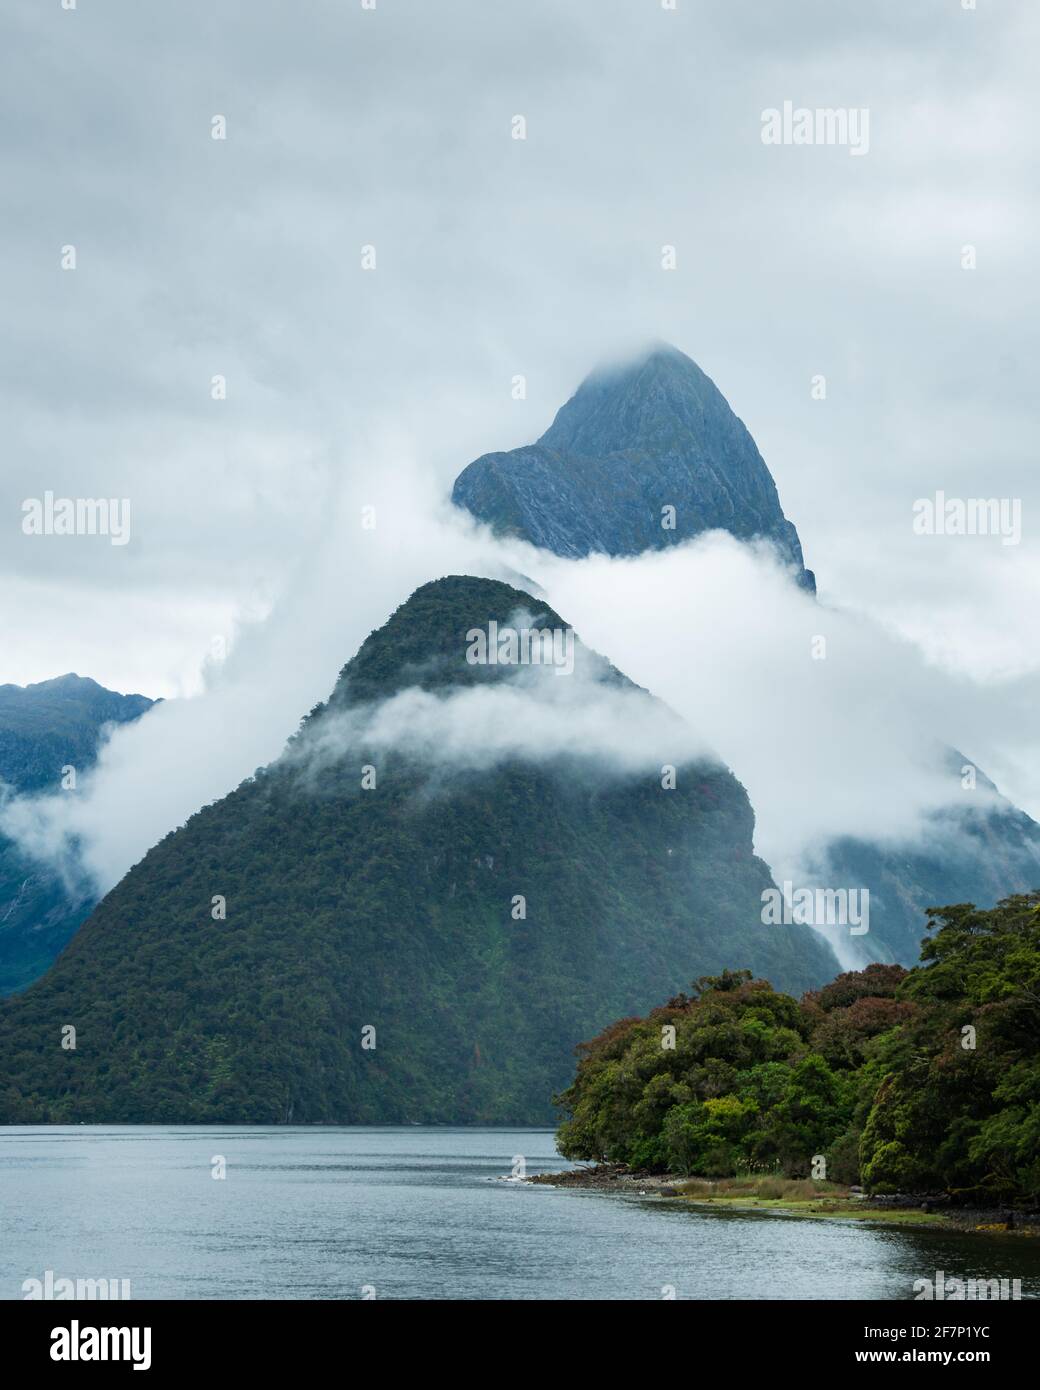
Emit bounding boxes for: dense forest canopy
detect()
[556,893,1040,1203]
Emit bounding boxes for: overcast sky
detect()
[2,1,1037,831]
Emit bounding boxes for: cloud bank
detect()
[289,673,708,789]
[2,0,1038,699]
[4,469,1038,919]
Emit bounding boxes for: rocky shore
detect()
[527,1164,679,1194]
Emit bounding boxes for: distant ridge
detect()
[0,674,155,994]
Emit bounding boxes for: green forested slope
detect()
[0,577,837,1124]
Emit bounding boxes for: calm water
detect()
[2,1127,1039,1300]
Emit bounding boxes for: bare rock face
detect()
[452,343,815,591]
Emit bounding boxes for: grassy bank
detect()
[528,1167,1039,1234]
[668,1176,948,1225]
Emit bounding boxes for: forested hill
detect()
[556,892,1040,1204]
[0,576,837,1124]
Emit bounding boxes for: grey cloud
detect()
[1,2,1037,899]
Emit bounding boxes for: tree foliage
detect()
[557,893,1040,1202]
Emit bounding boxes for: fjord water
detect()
[2,1127,1038,1301]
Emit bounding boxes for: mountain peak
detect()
[570,339,695,381]
[580,339,689,379]
[537,342,732,458]
[320,574,623,714]
[452,344,815,591]
[0,567,837,1123]
[31,673,99,691]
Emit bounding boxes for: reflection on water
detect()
[1,1127,1038,1300]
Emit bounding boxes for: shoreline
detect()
[526,1166,1040,1236]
